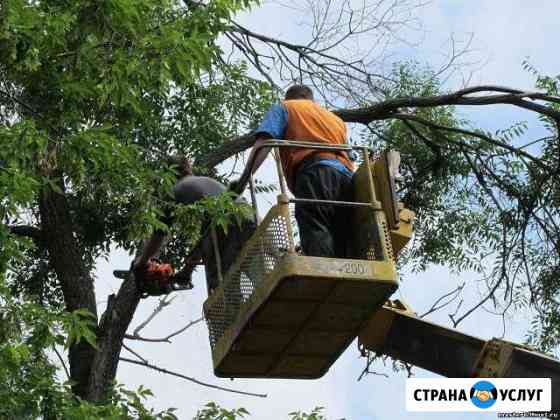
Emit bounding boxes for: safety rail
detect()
[178,139,395,281]
[199,139,386,282]
[174,140,379,282]
[204,203,293,350]
[236,139,381,223]
[202,140,403,374]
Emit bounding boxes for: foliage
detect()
[1,0,559,415]
[192,403,332,420]
[363,61,560,352]
[364,62,493,273]
[0,0,271,304]
[150,62,275,169]
[0,0,272,408]
[519,61,560,351]
[288,407,328,420]
[0,261,177,419]
[193,402,249,420]
[162,192,255,266]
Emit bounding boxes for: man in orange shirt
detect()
[238,85,354,257]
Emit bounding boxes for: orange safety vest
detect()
[280,99,353,191]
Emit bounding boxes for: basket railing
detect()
[203,140,399,349]
[235,140,382,218]
[203,203,292,349]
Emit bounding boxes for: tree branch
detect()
[195,132,255,171]
[199,85,560,171]
[133,295,175,336]
[450,264,506,328]
[86,277,141,401]
[390,113,549,171]
[336,86,560,124]
[122,343,148,364]
[7,225,44,243]
[420,283,465,318]
[228,22,391,84]
[120,357,267,398]
[125,318,203,343]
[53,346,71,380]
[357,352,389,381]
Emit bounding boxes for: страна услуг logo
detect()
[470,380,498,409]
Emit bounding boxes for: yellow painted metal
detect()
[352,158,408,261]
[471,339,516,378]
[353,151,415,260]
[358,299,416,352]
[373,152,400,229]
[203,151,411,379]
[351,158,391,262]
[352,156,381,207]
[208,254,397,378]
[390,208,415,259]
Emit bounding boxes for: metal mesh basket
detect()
[204,204,292,349]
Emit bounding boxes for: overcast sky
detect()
[94,1,560,419]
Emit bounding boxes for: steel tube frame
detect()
[290,198,377,208]
[244,139,377,213]
[220,139,379,276]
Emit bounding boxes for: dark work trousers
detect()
[202,219,257,294]
[293,164,353,258]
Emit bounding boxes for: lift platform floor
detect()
[205,255,397,379]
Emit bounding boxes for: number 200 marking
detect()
[340,262,368,275]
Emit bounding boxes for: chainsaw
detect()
[113,258,196,298]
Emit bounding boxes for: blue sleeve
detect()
[255,103,288,138]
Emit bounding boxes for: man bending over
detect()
[133,157,256,296]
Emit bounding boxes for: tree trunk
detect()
[39,186,98,399]
[86,275,141,402]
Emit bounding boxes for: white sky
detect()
[93,1,560,419]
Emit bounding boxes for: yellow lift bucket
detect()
[203,203,397,379]
[202,147,407,379]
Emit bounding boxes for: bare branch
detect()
[132,295,175,337]
[390,113,548,170]
[120,357,267,398]
[228,22,391,85]
[336,86,560,124]
[122,343,148,364]
[125,317,204,343]
[53,346,70,380]
[195,133,255,171]
[420,283,465,318]
[450,267,506,328]
[357,351,389,381]
[200,85,560,171]
[163,317,204,341]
